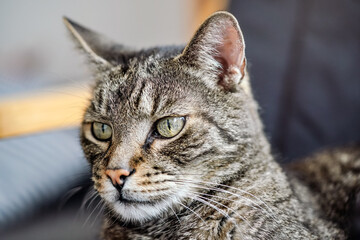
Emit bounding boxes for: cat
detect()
[64,11,360,239]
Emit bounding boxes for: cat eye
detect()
[156,117,185,138]
[92,122,112,141]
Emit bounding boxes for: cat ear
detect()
[63,17,133,68]
[178,12,246,92]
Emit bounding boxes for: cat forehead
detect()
[94,61,188,98]
[94,47,187,89]
[90,63,199,118]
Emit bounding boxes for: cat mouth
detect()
[116,192,164,206]
[118,199,156,205]
[109,193,174,222]
[117,196,155,205]
[106,184,189,222]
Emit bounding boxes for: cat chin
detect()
[100,181,191,222]
[104,192,189,223]
[110,199,172,223]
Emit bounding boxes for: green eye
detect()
[92,122,112,141]
[156,117,185,138]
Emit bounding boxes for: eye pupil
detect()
[167,119,171,130]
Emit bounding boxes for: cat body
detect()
[64,12,358,239]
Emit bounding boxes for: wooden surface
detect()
[0,87,90,138]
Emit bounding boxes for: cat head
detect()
[65,11,263,223]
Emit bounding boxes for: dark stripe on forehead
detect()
[106,100,112,113]
[96,88,105,111]
[151,92,161,116]
[115,88,125,103]
[133,80,147,109]
[90,101,96,112]
[126,79,138,100]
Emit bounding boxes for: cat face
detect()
[65,12,262,223]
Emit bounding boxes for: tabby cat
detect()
[64,12,360,239]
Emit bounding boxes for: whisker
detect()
[175,179,276,220]
[187,189,261,216]
[195,180,275,214]
[174,199,206,224]
[83,197,103,228]
[174,181,268,214]
[80,189,98,213]
[90,199,105,228]
[188,189,261,210]
[107,209,122,229]
[58,186,83,211]
[75,188,98,221]
[191,195,245,239]
[169,205,181,225]
[195,194,270,234]
[190,195,232,222]
[87,193,101,210]
[197,194,250,225]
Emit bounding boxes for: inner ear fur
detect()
[179,11,246,92]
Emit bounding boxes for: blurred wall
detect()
[0,0,194,96]
[230,0,360,160]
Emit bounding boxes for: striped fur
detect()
[64,12,359,239]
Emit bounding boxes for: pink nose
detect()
[105,169,130,186]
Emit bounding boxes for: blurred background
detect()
[0,0,359,239]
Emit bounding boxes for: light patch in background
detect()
[0,0,193,96]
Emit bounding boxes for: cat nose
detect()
[105,168,135,186]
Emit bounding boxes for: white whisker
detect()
[91,199,105,227]
[190,195,237,228]
[83,197,103,228]
[174,179,277,221]
[59,186,83,210]
[169,205,182,225]
[174,199,206,224]
[195,193,271,234]
[187,189,263,213]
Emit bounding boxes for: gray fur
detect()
[64,12,359,239]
